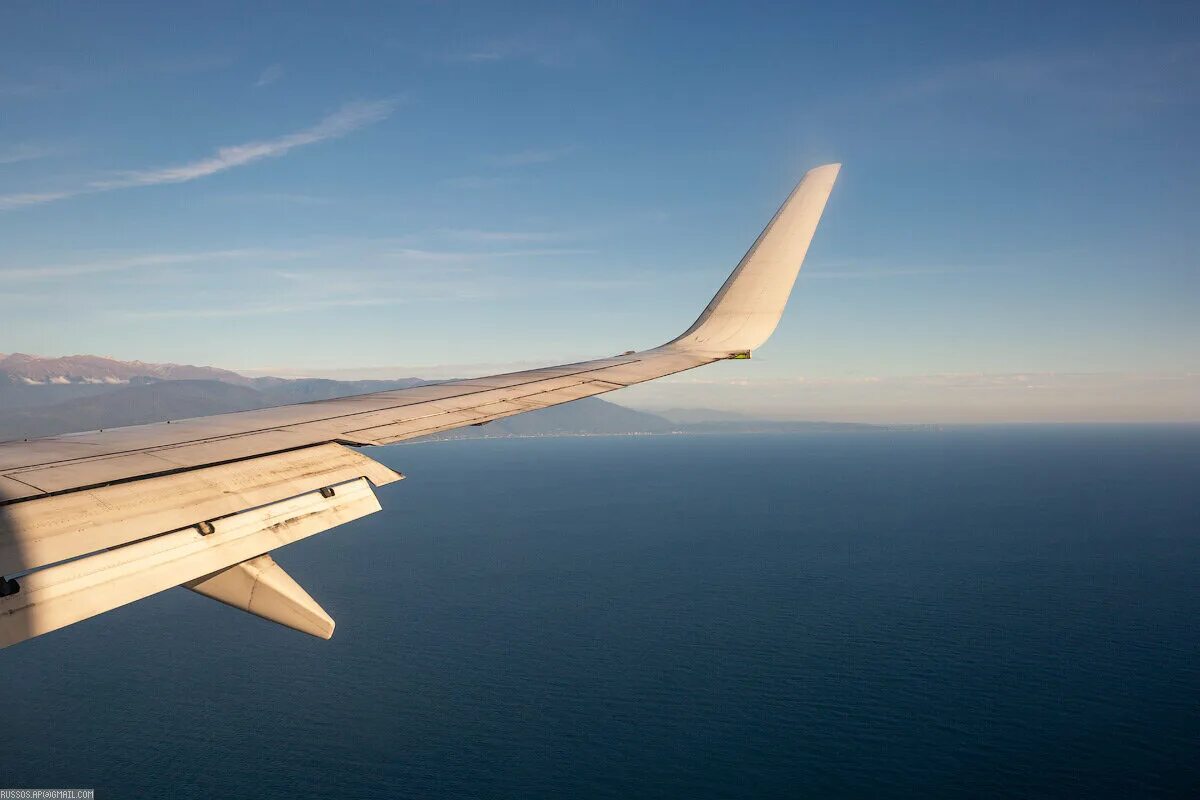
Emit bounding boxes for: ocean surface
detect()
[3,428,1199,798]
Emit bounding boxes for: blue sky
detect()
[1,1,1196,421]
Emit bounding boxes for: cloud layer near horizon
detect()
[614,370,1200,424]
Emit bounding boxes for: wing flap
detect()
[0,443,402,576]
[0,477,379,648]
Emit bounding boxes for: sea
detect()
[3,428,1199,798]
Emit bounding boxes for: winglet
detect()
[666,163,840,355]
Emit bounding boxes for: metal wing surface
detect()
[0,164,840,647]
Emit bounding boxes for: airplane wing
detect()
[0,163,840,647]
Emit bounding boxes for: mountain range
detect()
[0,354,675,441]
[0,354,877,441]
[0,353,251,386]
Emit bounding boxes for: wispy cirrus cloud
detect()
[439,174,510,190]
[124,295,399,320]
[438,228,562,243]
[224,191,334,206]
[442,23,602,68]
[389,247,591,263]
[1,55,235,100]
[3,233,586,282]
[119,267,515,320]
[91,99,395,189]
[884,42,1200,111]
[0,191,75,210]
[486,145,577,167]
[445,34,572,66]
[0,248,306,281]
[0,99,397,211]
[805,265,972,280]
[0,142,65,165]
[254,64,285,88]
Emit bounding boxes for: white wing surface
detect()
[0,163,840,647]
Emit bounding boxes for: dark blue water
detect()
[3,429,1199,798]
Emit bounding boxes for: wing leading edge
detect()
[0,163,840,647]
